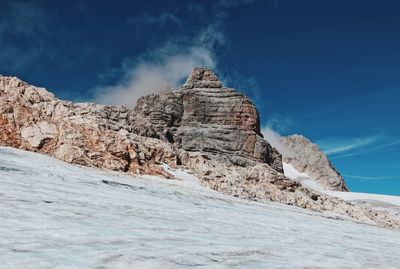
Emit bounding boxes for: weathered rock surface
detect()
[0,68,399,229]
[282,134,349,191]
[0,75,176,178]
[133,67,282,171]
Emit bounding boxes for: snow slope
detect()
[327,191,400,216]
[283,162,325,191]
[326,191,400,207]
[283,162,400,215]
[1,147,400,269]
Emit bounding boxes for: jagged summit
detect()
[133,67,279,169]
[182,67,223,89]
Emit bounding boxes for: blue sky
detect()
[1,0,399,195]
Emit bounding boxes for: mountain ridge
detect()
[0,68,398,229]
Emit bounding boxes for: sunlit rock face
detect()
[0,68,281,175]
[0,75,177,178]
[3,68,398,228]
[281,134,349,191]
[133,67,283,170]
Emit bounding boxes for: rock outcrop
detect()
[0,68,399,229]
[0,75,177,178]
[282,135,349,191]
[133,67,282,171]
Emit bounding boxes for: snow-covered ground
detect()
[283,162,325,191]
[326,191,400,216]
[1,147,400,269]
[283,162,400,215]
[326,191,400,207]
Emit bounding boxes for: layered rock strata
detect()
[133,68,282,171]
[0,68,398,229]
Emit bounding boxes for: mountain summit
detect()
[182,67,223,89]
[133,67,281,170]
[0,69,398,228]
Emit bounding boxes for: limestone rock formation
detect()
[282,134,349,191]
[0,75,176,178]
[133,67,283,171]
[0,68,399,229]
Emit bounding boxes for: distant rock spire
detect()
[182,67,223,89]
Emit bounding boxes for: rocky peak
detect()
[281,134,349,191]
[133,67,282,170]
[182,67,223,89]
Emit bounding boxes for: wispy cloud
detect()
[94,0,276,106]
[127,12,183,27]
[94,46,215,105]
[261,126,287,155]
[259,113,296,155]
[332,139,400,159]
[317,136,381,155]
[317,135,400,159]
[343,174,397,181]
[260,113,294,155]
[264,113,294,134]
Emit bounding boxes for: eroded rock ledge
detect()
[0,68,399,229]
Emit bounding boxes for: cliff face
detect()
[0,75,176,177]
[133,68,282,171]
[282,135,349,191]
[0,68,281,176]
[1,68,399,229]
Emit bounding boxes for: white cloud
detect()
[317,136,380,155]
[94,46,215,106]
[261,126,287,155]
[93,3,226,106]
[94,9,225,105]
[343,174,397,181]
[316,134,400,159]
[93,0,277,106]
[331,139,400,159]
